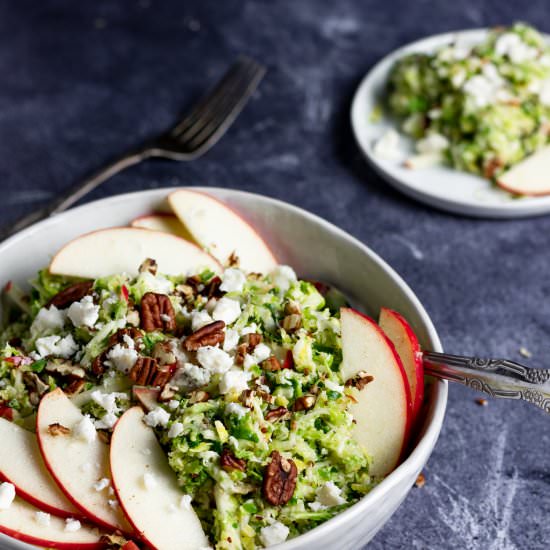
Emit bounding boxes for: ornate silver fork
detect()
[0,56,265,242]
[423,351,550,413]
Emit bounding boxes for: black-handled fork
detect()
[0,56,266,241]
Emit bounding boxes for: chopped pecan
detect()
[129,357,157,386]
[282,314,301,333]
[262,451,297,506]
[183,320,225,351]
[234,343,248,366]
[293,395,316,412]
[64,379,86,396]
[265,407,290,422]
[284,301,301,315]
[108,328,143,348]
[139,258,158,275]
[220,448,246,472]
[262,356,282,372]
[243,333,262,349]
[149,364,173,388]
[228,252,240,267]
[47,281,94,309]
[159,384,178,402]
[206,276,223,298]
[45,360,86,379]
[140,293,176,333]
[344,371,374,391]
[48,423,71,436]
[189,390,210,404]
[23,372,49,396]
[92,351,108,377]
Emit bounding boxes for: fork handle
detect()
[0,147,151,242]
[422,351,550,413]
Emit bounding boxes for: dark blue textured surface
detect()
[1,1,548,548]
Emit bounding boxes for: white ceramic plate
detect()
[0,188,447,550]
[351,29,550,218]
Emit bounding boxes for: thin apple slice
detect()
[379,308,424,425]
[132,386,160,412]
[168,189,277,273]
[50,227,221,279]
[0,495,104,549]
[36,389,132,534]
[111,407,208,550]
[131,213,195,242]
[497,145,550,196]
[340,308,412,477]
[0,418,81,519]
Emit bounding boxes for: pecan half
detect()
[47,281,94,309]
[262,356,282,372]
[262,451,297,506]
[293,395,316,412]
[140,293,176,333]
[265,407,290,422]
[48,423,71,436]
[149,364,173,388]
[344,371,374,391]
[220,448,246,472]
[129,357,158,386]
[183,320,225,351]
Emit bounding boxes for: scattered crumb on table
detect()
[475,397,488,407]
[519,347,532,358]
[415,473,426,488]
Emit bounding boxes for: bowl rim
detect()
[0,187,447,549]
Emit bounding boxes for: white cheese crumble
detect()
[495,32,538,63]
[67,296,100,328]
[64,518,82,533]
[0,482,15,510]
[212,297,241,325]
[93,478,110,492]
[223,328,239,352]
[240,323,259,336]
[171,362,211,390]
[316,481,346,507]
[271,265,297,293]
[168,421,184,439]
[138,271,174,294]
[31,305,66,336]
[220,268,246,293]
[191,309,213,331]
[225,402,249,418]
[106,343,138,374]
[144,407,171,428]
[34,511,51,526]
[180,494,193,510]
[324,380,345,393]
[73,415,97,444]
[243,343,271,369]
[260,521,290,547]
[373,128,401,160]
[142,472,158,491]
[196,346,233,374]
[219,369,252,395]
[90,390,126,430]
[416,132,449,154]
[168,399,180,410]
[35,334,78,359]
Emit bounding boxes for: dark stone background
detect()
[0,1,548,548]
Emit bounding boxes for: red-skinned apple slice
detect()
[0,418,81,519]
[111,407,208,550]
[49,227,221,279]
[0,495,104,549]
[497,145,550,196]
[379,308,424,424]
[130,213,195,242]
[340,308,412,477]
[132,386,160,412]
[168,189,277,273]
[36,389,132,534]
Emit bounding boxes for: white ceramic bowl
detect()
[0,188,447,549]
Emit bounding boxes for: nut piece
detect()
[265,407,290,422]
[64,379,86,396]
[140,293,177,333]
[48,423,71,436]
[109,328,143,348]
[188,390,210,404]
[47,281,94,309]
[129,357,158,386]
[220,448,246,472]
[282,314,301,333]
[139,258,158,275]
[183,320,225,351]
[262,356,283,372]
[243,333,262,349]
[23,372,49,396]
[344,371,374,391]
[415,472,426,488]
[45,360,86,379]
[262,450,298,506]
[293,395,316,412]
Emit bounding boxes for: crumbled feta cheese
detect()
[64,518,81,533]
[316,481,346,507]
[212,297,241,325]
[106,344,138,374]
[171,362,211,390]
[34,511,51,526]
[160,314,172,322]
[220,268,246,293]
[495,32,538,63]
[260,521,290,547]
[31,306,66,336]
[196,346,233,374]
[0,482,15,510]
[416,132,449,154]
[240,323,259,336]
[539,79,550,106]
[142,472,158,491]
[94,412,118,430]
[180,494,192,510]
[223,328,239,352]
[191,309,213,331]
[252,343,271,363]
[168,399,180,410]
[144,407,171,428]
[271,265,297,293]
[35,334,78,359]
[219,370,251,395]
[138,271,174,294]
[324,380,344,393]
[90,391,125,415]
[373,128,401,160]
[93,478,110,492]
[168,421,184,439]
[225,402,249,418]
[73,415,97,444]
[67,296,100,328]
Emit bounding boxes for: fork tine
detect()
[176,60,263,147]
[170,57,258,139]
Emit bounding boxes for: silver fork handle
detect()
[0,148,150,243]
[423,351,550,413]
